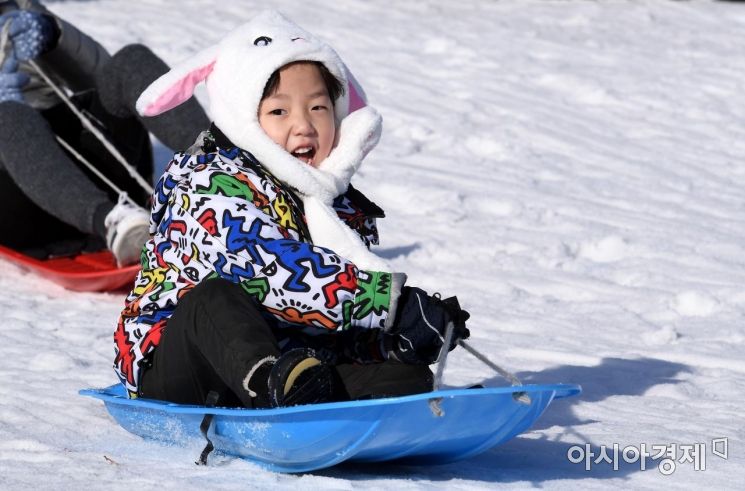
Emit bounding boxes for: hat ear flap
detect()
[136,46,218,117]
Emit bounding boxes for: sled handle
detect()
[195,390,220,466]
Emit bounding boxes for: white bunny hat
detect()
[137,9,391,272]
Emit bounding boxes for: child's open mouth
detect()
[292,146,316,165]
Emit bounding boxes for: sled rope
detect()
[459,340,531,404]
[196,390,220,466]
[29,59,154,195]
[54,135,139,207]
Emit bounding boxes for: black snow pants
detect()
[139,278,434,408]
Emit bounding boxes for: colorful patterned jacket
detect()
[113,128,404,396]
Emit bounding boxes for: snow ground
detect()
[1,0,743,489]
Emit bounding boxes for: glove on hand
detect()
[0,10,59,62]
[386,286,470,365]
[0,55,29,103]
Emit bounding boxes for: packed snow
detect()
[1,0,743,489]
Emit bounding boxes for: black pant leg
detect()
[335,360,434,400]
[61,90,153,207]
[138,277,434,407]
[139,278,281,407]
[0,168,89,253]
[0,100,113,239]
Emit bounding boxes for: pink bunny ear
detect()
[344,69,368,114]
[138,61,215,116]
[348,79,366,113]
[136,47,218,117]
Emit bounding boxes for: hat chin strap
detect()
[237,107,391,272]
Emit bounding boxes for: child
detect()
[114,10,470,408]
[0,0,208,263]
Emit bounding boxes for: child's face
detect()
[258,63,336,168]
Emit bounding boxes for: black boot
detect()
[246,348,336,408]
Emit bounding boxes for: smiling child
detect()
[113,10,470,408]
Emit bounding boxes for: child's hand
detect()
[0,49,29,103]
[0,10,58,62]
[385,287,470,365]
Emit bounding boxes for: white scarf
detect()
[241,105,390,271]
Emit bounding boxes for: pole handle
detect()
[458,340,531,405]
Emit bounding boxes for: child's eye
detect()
[312,105,328,111]
[269,108,285,116]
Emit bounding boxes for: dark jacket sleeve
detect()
[36,9,111,92]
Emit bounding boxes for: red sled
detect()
[0,244,139,292]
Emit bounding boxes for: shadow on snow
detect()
[318,357,689,483]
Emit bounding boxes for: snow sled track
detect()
[81,383,580,472]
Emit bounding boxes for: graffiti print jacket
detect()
[114,127,403,396]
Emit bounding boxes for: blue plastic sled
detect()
[80,383,580,473]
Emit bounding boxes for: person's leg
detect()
[139,278,282,408]
[0,100,149,263]
[96,44,210,151]
[0,168,89,252]
[60,90,153,207]
[335,360,434,400]
[0,100,113,238]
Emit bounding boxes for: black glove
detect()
[385,286,470,365]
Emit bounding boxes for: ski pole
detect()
[432,321,455,391]
[428,321,456,417]
[458,340,531,404]
[458,340,522,386]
